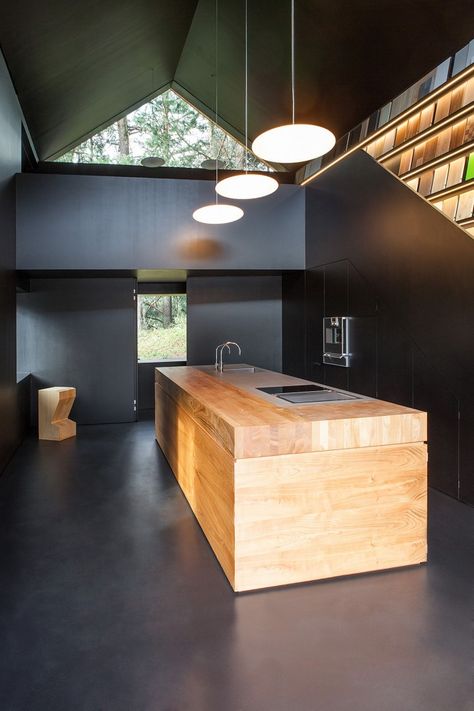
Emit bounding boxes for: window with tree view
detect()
[137,294,187,362]
[55,89,271,172]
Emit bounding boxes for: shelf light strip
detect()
[399,140,474,181]
[378,105,474,164]
[299,64,474,186]
[426,178,474,202]
[457,216,474,226]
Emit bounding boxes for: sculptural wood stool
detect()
[38,387,76,441]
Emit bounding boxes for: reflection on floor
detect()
[0,419,472,711]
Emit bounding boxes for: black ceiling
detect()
[1,0,473,161]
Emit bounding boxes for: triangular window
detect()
[55,89,271,171]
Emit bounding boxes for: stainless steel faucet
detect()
[215,341,242,372]
[215,342,230,372]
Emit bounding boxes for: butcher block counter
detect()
[155,365,427,592]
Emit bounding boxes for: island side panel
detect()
[155,382,236,589]
[234,442,427,592]
[155,367,236,456]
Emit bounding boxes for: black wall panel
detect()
[187,275,282,372]
[459,408,474,503]
[376,310,413,407]
[304,150,474,504]
[281,272,306,378]
[17,279,137,425]
[16,175,305,272]
[346,265,377,398]
[413,347,460,499]
[0,52,22,472]
[304,268,325,385]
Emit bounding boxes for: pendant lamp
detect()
[193,204,244,224]
[252,0,335,164]
[215,0,278,200]
[141,156,165,167]
[193,0,244,224]
[201,159,226,170]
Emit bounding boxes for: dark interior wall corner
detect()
[303,150,474,504]
[0,52,22,472]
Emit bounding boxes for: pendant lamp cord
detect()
[244,0,248,172]
[291,0,295,124]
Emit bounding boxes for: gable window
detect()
[55,89,271,172]
[137,294,187,363]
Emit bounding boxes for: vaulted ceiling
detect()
[1,0,473,161]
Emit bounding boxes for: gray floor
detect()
[0,418,472,711]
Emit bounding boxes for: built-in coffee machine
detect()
[323,316,351,367]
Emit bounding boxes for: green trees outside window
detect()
[137,294,187,362]
[56,89,270,172]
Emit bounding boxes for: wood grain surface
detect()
[156,366,427,459]
[155,383,235,587]
[38,387,76,441]
[155,366,428,592]
[234,443,427,591]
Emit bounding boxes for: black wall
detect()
[16,174,305,271]
[301,150,474,505]
[0,52,22,471]
[187,275,282,372]
[17,278,137,425]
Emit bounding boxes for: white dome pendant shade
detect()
[192,203,244,224]
[215,173,278,200]
[252,0,336,164]
[215,0,279,202]
[252,123,335,163]
[192,0,244,225]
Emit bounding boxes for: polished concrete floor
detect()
[0,418,472,711]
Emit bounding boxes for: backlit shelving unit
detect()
[297,39,474,238]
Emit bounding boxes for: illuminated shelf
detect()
[427,178,474,202]
[399,141,474,181]
[296,37,474,238]
[298,65,474,185]
[377,105,473,165]
[457,216,474,226]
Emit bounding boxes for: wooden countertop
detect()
[155,365,427,459]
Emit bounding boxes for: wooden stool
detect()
[38,387,76,441]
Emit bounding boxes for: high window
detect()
[137,294,187,363]
[55,89,271,172]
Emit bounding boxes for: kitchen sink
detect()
[222,365,256,373]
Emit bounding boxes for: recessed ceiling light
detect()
[141,156,165,168]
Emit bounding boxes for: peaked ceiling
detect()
[1,0,473,161]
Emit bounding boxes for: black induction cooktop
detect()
[256,383,360,404]
[257,384,330,395]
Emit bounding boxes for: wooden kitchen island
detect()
[155,365,427,592]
